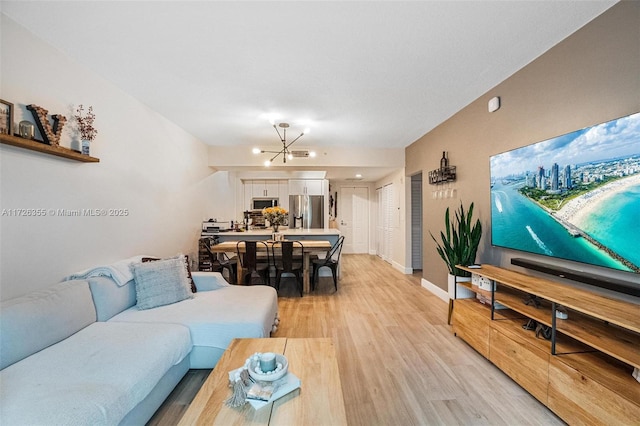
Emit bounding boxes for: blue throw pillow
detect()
[132,256,194,310]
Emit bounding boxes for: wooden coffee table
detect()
[178,338,347,425]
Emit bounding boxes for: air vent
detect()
[291,150,310,158]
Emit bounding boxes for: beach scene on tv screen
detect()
[490,112,640,274]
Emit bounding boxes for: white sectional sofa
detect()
[0,261,278,425]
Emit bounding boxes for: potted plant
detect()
[430,201,482,299]
[74,104,97,155]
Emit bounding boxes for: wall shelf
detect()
[0,134,99,163]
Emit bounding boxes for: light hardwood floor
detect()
[149,254,563,425]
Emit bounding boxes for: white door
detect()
[376,187,383,256]
[339,186,369,253]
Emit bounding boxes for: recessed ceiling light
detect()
[355,174,362,178]
[309,151,316,158]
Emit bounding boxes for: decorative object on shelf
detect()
[18,120,35,139]
[428,151,457,185]
[74,104,97,155]
[0,99,14,136]
[26,104,66,147]
[472,273,495,291]
[430,201,482,278]
[262,206,288,232]
[252,122,315,166]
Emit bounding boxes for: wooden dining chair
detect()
[311,236,344,292]
[237,241,271,286]
[271,240,304,297]
[202,237,237,284]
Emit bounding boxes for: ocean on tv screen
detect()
[490,112,640,274]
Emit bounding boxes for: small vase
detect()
[81,139,90,155]
[272,224,279,232]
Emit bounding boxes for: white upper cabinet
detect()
[243,180,288,210]
[278,181,290,211]
[250,180,280,198]
[289,179,324,195]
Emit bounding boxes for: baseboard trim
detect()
[392,260,412,274]
[422,278,448,302]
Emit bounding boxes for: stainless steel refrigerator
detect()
[289,195,324,229]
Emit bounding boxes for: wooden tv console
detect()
[452,264,639,424]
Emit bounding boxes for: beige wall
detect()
[406,2,640,292]
[0,16,217,300]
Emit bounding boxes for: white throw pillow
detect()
[132,256,193,310]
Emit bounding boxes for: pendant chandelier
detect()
[252,122,314,167]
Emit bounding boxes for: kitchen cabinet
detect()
[250,180,280,198]
[279,180,289,211]
[242,180,287,210]
[289,179,324,195]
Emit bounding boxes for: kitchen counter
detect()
[206,228,340,242]
[207,228,340,236]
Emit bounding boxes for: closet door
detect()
[339,186,369,254]
[377,183,394,263]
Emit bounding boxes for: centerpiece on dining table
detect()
[262,206,288,232]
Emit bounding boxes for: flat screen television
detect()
[490,112,640,282]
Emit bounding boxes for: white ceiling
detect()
[1,1,616,180]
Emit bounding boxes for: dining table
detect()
[207,240,332,293]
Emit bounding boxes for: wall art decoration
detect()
[0,99,14,136]
[26,104,67,146]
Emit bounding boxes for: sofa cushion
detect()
[132,256,193,310]
[0,280,96,370]
[88,276,137,321]
[109,284,278,354]
[0,321,192,425]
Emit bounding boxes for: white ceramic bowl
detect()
[248,354,288,382]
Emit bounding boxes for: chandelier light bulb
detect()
[304,127,310,134]
[252,147,261,154]
[264,160,271,167]
[287,153,293,160]
[309,151,316,158]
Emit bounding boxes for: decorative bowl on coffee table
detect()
[248,353,288,382]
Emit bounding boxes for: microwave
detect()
[252,198,279,210]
